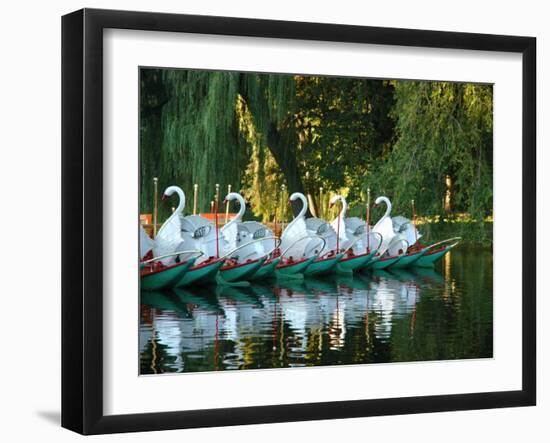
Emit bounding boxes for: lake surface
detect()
[139,248,493,374]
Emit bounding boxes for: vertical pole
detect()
[153,177,158,238]
[273,211,278,253]
[412,199,418,245]
[336,200,341,253]
[215,184,220,258]
[281,184,286,233]
[366,187,371,252]
[225,184,232,223]
[319,187,324,219]
[193,183,198,215]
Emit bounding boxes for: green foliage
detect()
[369,82,493,225]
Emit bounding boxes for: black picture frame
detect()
[62,8,536,435]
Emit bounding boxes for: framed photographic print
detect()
[61,8,536,435]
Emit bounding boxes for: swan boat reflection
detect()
[140,267,448,372]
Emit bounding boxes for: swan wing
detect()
[180,215,220,263]
[139,225,155,259]
[306,217,337,253]
[280,216,310,259]
[391,216,422,246]
[242,221,275,255]
[344,217,367,253]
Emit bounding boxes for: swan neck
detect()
[235,194,245,221]
[297,194,307,219]
[226,194,245,229]
[174,188,185,215]
[286,193,308,232]
[340,197,347,220]
[384,198,391,217]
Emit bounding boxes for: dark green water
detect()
[139,248,492,374]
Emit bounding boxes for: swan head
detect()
[162,185,183,201]
[223,192,244,204]
[289,192,305,204]
[329,194,344,208]
[374,195,390,208]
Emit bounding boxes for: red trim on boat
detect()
[221,257,263,271]
[189,258,223,271]
[276,257,309,269]
[378,254,401,262]
[340,251,371,263]
[314,254,339,263]
[140,259,192,278]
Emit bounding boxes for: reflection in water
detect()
[140,248,492,374]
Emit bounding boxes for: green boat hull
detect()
[140,258,196,291]
[335,251,376,275]
[413,247,450,267]
[362,254,381,270]
[369,255,403,270]
[250,257,281,280]
[304,253,344,277]
[388,249,425,269]
[175,259,224,287]
[217,258,265,283]
[275,256,315,278]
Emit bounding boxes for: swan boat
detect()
[218,192,279,283]
[367,196,411,270]
[329,195,382,274]
[369,196,461,269]
[279,192,342,278]
[139,213,200,290]
[157,186,225,287]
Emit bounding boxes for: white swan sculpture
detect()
[153,186,187,264]
[155,185,223,265]
[280,192,331,260]
[329,194,382,254]
[372,196,409,256]
[220,192,275,263]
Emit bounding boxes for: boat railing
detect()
[423,236,462,253]
[142,249,204,265]
[342,231,383,255]
[279,234,326,260]
[220,236,280,261]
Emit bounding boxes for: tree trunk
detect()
[266,122,311,217]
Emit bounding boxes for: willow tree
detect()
[140,69,244,219]
[140,68,306,221]
[369,81,493,240]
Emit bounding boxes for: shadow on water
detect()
[139,247,493,374]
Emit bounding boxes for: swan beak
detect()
[329,202,334,208]
[223,199,227,204]
[287,199,291,205]
[161,194,168,201]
